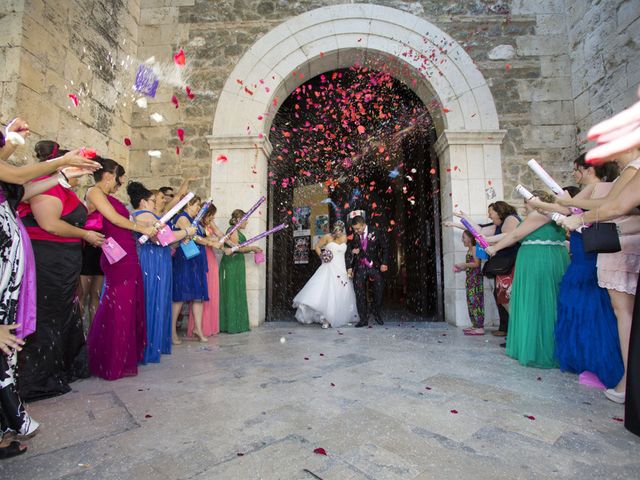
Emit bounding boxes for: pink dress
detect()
[87,196,146,380]
[596,159,640,295]
[188,235,220,336]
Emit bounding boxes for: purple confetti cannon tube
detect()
[221,195,266,243]
[231,223,287,252]
[460,218,489,249]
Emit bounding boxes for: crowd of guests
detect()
[0,120,261,458]
[446,137,640,440]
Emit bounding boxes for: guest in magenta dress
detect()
[85,158,157,381]
[188,205,225,337]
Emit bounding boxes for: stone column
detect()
[207,135,272,327]
[435,129,507,327]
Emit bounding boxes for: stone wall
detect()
[3,1,638,197]
[568,0,640,143]
[131,0,583,201]
[0,0,139,190]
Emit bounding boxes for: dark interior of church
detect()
[266,67,444,321]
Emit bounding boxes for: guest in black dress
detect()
[17,141,104,401]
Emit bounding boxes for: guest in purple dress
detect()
[85,158,157,381]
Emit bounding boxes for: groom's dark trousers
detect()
[353,267,384,320]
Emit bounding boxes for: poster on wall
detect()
[315,214,330,236]
[294,236,310,264]
[292,206,311,236]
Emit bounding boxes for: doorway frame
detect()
[207,3,506,326]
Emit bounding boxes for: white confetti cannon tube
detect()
[515,184,534,201]
[138,191,195,245]
[527,159,564,195]
[231,223,287,252]
[221,195,266,243]
[515,184,567,224]
[460,218,489,249]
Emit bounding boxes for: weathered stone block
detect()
[139,6,179,25]
[516,35,568,56]
[535,14,567,35]
[521,125,576,149]
[488,44,516,60]
[530,101,574,125]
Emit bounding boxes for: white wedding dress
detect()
[293,241,359,327]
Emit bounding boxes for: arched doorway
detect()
[267,66,443,322]
[207,4,505,327]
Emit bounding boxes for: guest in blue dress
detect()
[171,196,217,344]
[528,155,623,387]
[127,182,194,363]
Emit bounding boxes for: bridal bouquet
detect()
[321,249,333,263]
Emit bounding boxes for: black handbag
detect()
[582,222,621,253]
[481,254,516,278]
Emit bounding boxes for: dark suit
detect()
[346,226,389,323]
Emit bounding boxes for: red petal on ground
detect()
[124,137,132,146]
[313,448,327,456]
[216,154,228,163]
[68,93,78,106]
[171,95,179,108]
[450,409,458,414]
[177,128,185,142]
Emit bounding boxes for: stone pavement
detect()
[3,322,639,479]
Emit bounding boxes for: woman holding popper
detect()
[219,209,263,334]
[170,196,221,343]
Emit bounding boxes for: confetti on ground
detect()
[313,447,327,456]
[150,113,164,123]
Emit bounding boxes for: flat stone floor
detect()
[3,321,639,480]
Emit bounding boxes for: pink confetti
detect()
[171,95,179,108]
[313,448,327,456]
[450,409,458,414]
[177,128,185,142]
[123,137,131,147]
[216,154,228,164]
[186,86,195,100]
[68,94,78,107]
[176,146,180,155]
[524,415,536,421]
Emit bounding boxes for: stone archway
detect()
[207,3,506,327]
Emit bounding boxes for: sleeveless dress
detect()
[86,196,146,380]
[219,230,250,334]
[506,222,569,368]
[188,225,219,337]
[171,212,208,302]
[133,210,173,363]
[597,159,640,295]
[465,251,484,328]
[18,183,89,400]
[554,231,624,387]
[292,241,358,328]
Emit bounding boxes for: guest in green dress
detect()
[486,191,570,368]
[219,209,263,334]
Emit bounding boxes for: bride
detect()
[293,220,359,328]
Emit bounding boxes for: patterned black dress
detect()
[0,182,37,437]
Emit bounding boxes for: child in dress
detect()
[454,230,485,335]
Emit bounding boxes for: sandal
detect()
[0,441,27,460]
[464,328,485,336]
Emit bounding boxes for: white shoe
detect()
[604,388,625,404]
[17,416,39,439]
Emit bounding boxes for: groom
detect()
[347,215,389,327]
